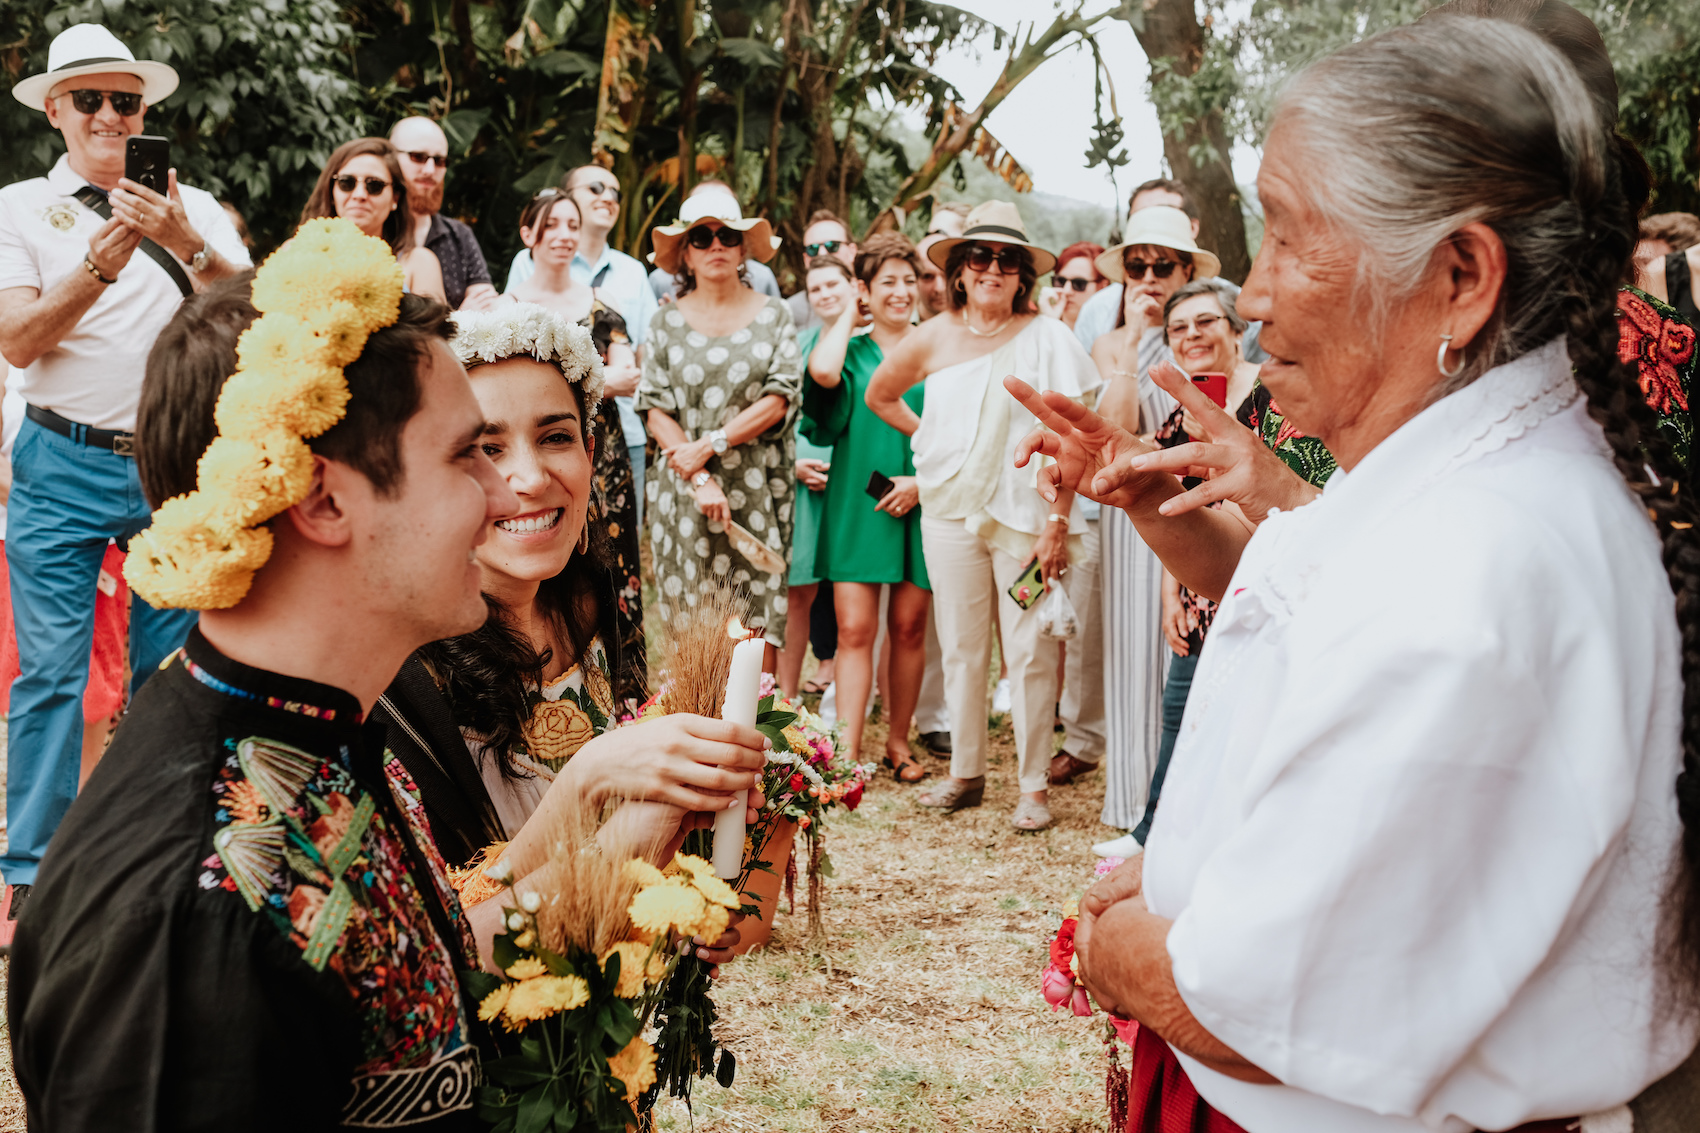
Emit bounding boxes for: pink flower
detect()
[1041,967,1074,1009]
[1070,985,1094,1017]
[759,672,778,699]
[1093,856,1126,879]
[1110,1015,1139,1045]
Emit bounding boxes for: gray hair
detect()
[1162,279,1247,342]
[1271,16,1609,391]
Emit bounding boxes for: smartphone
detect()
[124,135,170,195]
[1191,371,1229,408]
[866,470,895,502]
[1006,556,1044,610]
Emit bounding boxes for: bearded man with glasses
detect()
[388,116,498,311]
[0,23,250,942]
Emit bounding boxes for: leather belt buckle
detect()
[112,434,135,457]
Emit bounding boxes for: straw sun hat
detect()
[650,190,779,275]
[12,24,179,110]
[925,200,1056,277]
[1095,205,1221,282]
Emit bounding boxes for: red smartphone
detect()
[1191,371,1228,408]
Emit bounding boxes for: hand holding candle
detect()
[712,623,767,879]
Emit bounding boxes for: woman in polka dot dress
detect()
[637,190,803,648]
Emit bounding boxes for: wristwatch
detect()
[189,241,212,273]
[691,470,713,489]
[708,428,729,455]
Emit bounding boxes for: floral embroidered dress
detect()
[8,628,479,1130]
[637,296,803,643]
[587,303,648,705]
[1617,285,1696,472]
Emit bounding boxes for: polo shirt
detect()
[0,155,250,432]
[422,213,492,310]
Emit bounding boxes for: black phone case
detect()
[124,136,170,195]
[866,470,895,501]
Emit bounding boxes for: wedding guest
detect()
[649,181,784,304]
[787,209,859,335]
[802,234,931,776]
[1074,179,1198,354]
[1015,17,1700,1126]
[389,116,498,311]
[1041,242,1107,330]
[637,191,801,656]
[1635,212,1700,284]
[300,137,445,302]
[916,232,953,321]
[866,201,1100,831]
[0,22,248,935]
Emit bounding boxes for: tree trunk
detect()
[1129,0,1251,283]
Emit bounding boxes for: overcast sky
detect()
[928,0,1262,210]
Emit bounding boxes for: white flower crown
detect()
[449,302,606,415]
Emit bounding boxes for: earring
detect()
[576,523,591,555]
[1437,333,1466,379]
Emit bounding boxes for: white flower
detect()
[519,890,542,913]
[448,303,606,413]
[507,911,527,931]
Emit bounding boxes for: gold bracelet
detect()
[82,255,116,285]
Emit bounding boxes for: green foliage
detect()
[0,0,369,253]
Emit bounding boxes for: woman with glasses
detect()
[865,201,1100,832]
[298,138,444,303]
[1041,242,1107,331]
[636,191,801,659]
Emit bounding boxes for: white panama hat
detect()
[650,190,780,274]
[12,24,179,111]
[1096,205,1221,282]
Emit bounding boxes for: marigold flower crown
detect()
[124,218,405,610]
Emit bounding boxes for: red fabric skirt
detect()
[0,542,130,723]
[1126,1024,1578,1133]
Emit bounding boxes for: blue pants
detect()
[2,418,196,884]
[1131,650,1198,845]
[628,443,646,527]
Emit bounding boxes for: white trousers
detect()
[1060,518,1106,762]
[921,516,1058,794]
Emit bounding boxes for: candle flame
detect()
[726,617,747,640]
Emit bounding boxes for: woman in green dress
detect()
[802,233,931,778]
[637,191,801,656]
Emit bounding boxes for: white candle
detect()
[712,633,766,879]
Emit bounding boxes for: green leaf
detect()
[816,850,835,879]
[720,36,783,71]
[462,967,503,1001]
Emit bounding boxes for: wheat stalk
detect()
[657,585,748,719]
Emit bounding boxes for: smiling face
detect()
[44,71,144,184]
[566,166,622,234]
[1121,243,1194,309]
[468,357,595,604]
[332,153,397,240]
[959,242,1024,316]
[862,256,917,331]
[806,265,854,320]
[1164,292,1240,376]
[525,197,582,270]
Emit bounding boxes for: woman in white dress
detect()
[1010,15,1700,1131]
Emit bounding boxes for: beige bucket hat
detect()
[651,190,779,275]
[1096,206,1220,282]
[12,24,179,110]
[926,200,1056,277]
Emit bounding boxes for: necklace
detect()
[961,309,1014,338]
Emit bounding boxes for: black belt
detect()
[26,404,135,456]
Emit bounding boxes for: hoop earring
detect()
[1437,333,1466,379]
[577,523,591,555]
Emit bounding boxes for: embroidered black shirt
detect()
[424,213,492,311]
[8,628,479,1131]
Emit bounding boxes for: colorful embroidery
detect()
[1238,382,1339,488]
[1618,286,1696,472]
[522,639,615,773]
[179,651,354,721]
[382,752,480,966]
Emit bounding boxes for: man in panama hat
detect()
[0,23,249,939]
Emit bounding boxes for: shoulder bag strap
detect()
[72,185,192,299]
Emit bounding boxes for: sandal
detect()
[1048,752,1097,787]
[800,677,829,695]
[917,775,985,811]
[883,748,929,783]
[1011,797,1053,832]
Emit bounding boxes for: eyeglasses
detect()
[401,151,448,169]
[66,89,142,116]
[334,175,392,196]
[805,240,843,256]
[685,225,744,250]
[1124,258,1182,280]
[965,244,1027,275]
[571,181,622,204]
[1053,277,1097,293]
[1165,313,1227,338]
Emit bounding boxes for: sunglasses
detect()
[685,225,744,250]
[1053,277,1097,293]
[334,175,392,196]
[1124,258,1182,280]
[965,244,1027,275]
[1165,313,1227,338]
[572,181,622,204]
[66,89,142,116]
[805,239,843,256]
[402,151,448,169]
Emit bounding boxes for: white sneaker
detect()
[1091,833,1144,858]
[992,677,1013,714]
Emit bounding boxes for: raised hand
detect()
[1006,375,1168,512]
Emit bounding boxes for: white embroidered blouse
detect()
[1141,337,1697,1131]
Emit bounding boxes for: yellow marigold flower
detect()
[600,941,666,998]
[607,1036,657,1103]
[628,881,707,938]
[505,957,547,981]
[672,854,740,907]
[477,984,512,1024]
[302,299,370,367]
[195,429,314,524]
[215,362,350,441]
[623,859,668,888]
[501,974,589,1030]
[690,901,731,944]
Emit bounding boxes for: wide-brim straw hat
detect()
[651,190,779,275]
[12,24,179,110]
[1096,206,1221,282]
[926,200,1056,277]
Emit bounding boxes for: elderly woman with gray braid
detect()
[1009,13,1700,1132]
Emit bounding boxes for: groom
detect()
[7,282,518,1130]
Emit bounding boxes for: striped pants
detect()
[1099,507,1168,831]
